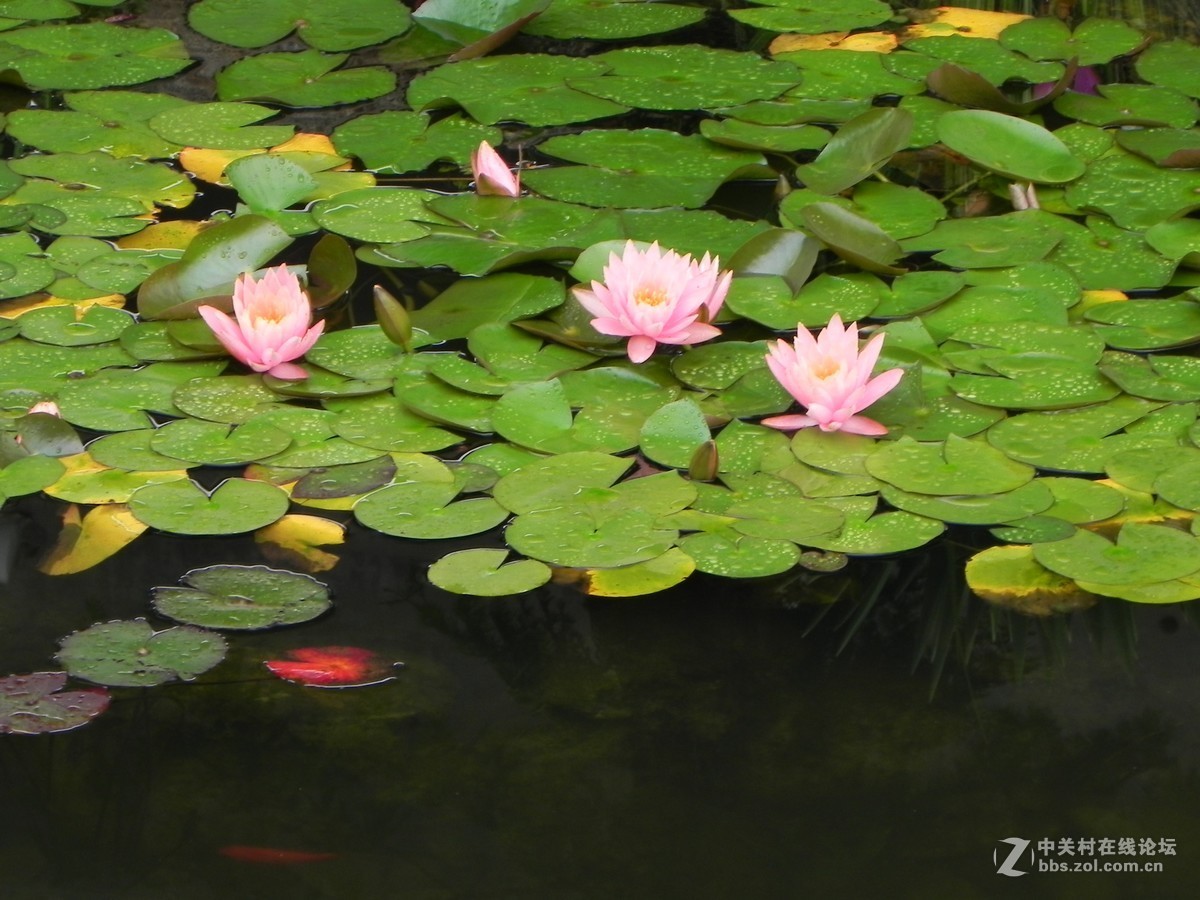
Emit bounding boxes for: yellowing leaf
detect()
[117,220,206,250]
[770,31,898,54]
[179,146,257,185]
[255,513,345,573]
[0,293,125,317]
[39,503,149,575]
[902,6,1029,41]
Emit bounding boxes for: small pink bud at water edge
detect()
[471,141,521,198]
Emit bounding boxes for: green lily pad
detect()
[901,211,1066,270]
[148,102,294,151]
[56,360,225,431]
[129,477,290,535]
[427,549,552,597]
[639,399,711,469]
[216,50,396,107]
[880,480,1054,525]
[770,50,923,100]
[0,232,56,298]
[408,53,629,126]
[0,453,65,500]
[290,455,397,499]
[354,480,509,539]
[524,0,705,40]
[1116,128,1200,168]
[936,109,1086,183]
[1135,39,1200,99]
[412,272,566,342]
[795,107,913,195]
[492,451,631,515]
[1048,217,1175,291]
[0,672,109,736]
[867,434,1034,494]
[506,505,677,568]
[726,495,844,545]
[570,44,800,110]
[678,530,800,578]
[797,202,903,274]
[903,35,1063,87]
[986,395,1175,473]
[1153,460,1200,511]
[731,0,890,33]
[1100,352,1200,402]
[523,129,764,209]
[999,16,1144,65]
[1085,298,1200,351]
[874,271,963,318]
[951,357,1120,410]
[331,111,497,174]
[4,90,192,158]
[172,375,282,424]
[331,396,459,453]
[492,378,639,454]
[1066,152,1200,230]
[802,495,944,556]
[699,118,830,153]
[0,23,191,90]
[1033,522,1200,586]
[311,187,437,244]
[87,429,195,472]
[188,0,411,51]
[1104,446,1200,494]
[151,565,331,630]
[367,195,613,275]
[1054,84,1198,129]
[15,305,132,348]
[56,619,227,688]
[1039,476,1127,524]
[149,417,293,466]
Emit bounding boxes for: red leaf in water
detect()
[264,646,398,688]
[219,845,337,864]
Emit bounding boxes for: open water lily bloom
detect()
[198,265,324,381]
[471,140,521,197]
[572,240,731,363]
[762,314,903,436]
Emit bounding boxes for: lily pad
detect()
[506,505,677,568]
[331,111,497,174]
[128,477,290,535]
[216,50,396,108]
[427,548,552,597]
[56,619,227,687]
[866,434,1034,495]
[524,0,706,40]
[1033,523,1200,586]
[936,110,1086,183]
[0,672,109,735]
[523,129,764,209]
[151,564,331,631]
[407,53,629,126]
[731,0,891,34]
[354,480,509,539]
[0,23,191,90]
[148,103,294,152]
[794,107,913,195]
[4,90,192,158]
[188,0,412,51]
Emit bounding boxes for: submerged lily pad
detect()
[0,672,109,735]
[56,619,227,687]
[152,565,331,630]
[264,646,398,688]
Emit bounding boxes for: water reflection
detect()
[2,517,1199,898]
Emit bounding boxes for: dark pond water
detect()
[2,501,1199,900]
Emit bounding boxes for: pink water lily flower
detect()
[572,241,732,363]
[471,140,521,197]
[761,315,903,436]
[198,265,324,381]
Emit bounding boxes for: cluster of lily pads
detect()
[0,0,1199,630]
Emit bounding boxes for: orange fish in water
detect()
[219,845,338,865]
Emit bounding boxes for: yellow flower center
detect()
[812,356,841,379]
[634,285,669,307]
